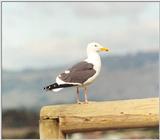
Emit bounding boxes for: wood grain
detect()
[60,114,158,133]
[39,119,65,139]
[40,98,159,138]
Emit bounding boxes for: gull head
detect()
[87,42,109,53]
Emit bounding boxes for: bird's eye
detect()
[94,44,97,47]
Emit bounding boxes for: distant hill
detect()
[102,51,158,70]
[2,52,158,109]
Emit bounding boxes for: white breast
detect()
[83,52,101,86]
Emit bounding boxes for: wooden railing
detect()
[39,97,159,139]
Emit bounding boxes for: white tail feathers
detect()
[52,88,63,92]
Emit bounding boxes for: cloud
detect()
[2,2,159,70]
[3,37,86,70]
[71,2,148,19]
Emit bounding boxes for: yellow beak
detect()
[100,47,109,52]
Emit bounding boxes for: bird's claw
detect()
[84,101,89,104]
[77,101,83,104]
[77,101,89,104]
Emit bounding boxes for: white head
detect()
[87,42,109,53]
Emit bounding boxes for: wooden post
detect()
[39,119,66,139]
[39,98,159,139]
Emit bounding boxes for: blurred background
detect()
[2,2,159,139]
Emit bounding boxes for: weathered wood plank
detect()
[59,114,158,133]
[40,98,159,119]
[40,97,159,138]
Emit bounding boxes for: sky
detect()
[2,2,159,70]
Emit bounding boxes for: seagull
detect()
[44,42,109,104]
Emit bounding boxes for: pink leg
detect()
[84,87,89,104]
[76,87,82,104]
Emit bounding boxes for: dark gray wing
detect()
[69,61,94,71]
[59,61,96,84]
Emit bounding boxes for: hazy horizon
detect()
[2,50,158,71]
[2,51,158,109]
